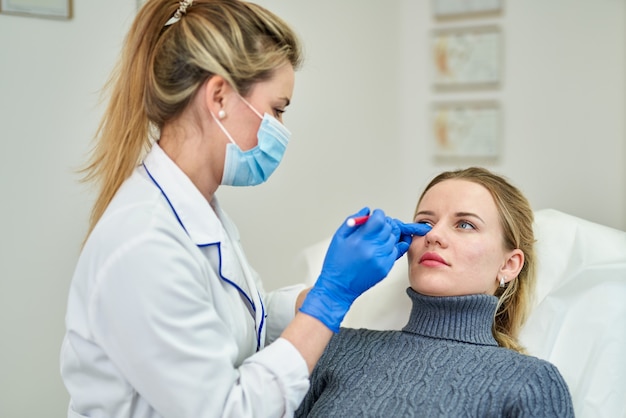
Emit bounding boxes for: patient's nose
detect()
[424,223,446,247]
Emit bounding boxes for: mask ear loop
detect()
[238,95,264,120]
[210,93,263,146]
[210,111,237,145]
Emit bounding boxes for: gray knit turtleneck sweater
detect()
[296,288,574,417]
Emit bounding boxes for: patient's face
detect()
[408,179,508,297]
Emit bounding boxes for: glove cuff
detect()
[298,285,351,333]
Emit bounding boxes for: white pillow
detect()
[296,209,626,418]
[296,235,411,330]
[520,209,626,418]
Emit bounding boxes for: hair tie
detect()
[165,0,194,27]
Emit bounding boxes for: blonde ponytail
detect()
[81,1,175,237]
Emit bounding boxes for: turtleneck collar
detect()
[402,288,499,346]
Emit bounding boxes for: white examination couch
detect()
[296,209,626,418]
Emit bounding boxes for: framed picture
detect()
[432,0,503,18]
[431,26,502,89]
[0,0,71,19]
[431,102,501,158]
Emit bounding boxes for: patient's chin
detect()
[409,281,452,297]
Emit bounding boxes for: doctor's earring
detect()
[499,276,507,288]
[218,109,226,119]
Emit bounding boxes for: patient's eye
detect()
[457,220,475,230]
[415,218,434,227]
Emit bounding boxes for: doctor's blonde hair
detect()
[81,0,302,238]
[415,167,536,354]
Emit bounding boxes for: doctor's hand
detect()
[392,219,432,259]
[299,207,401,332]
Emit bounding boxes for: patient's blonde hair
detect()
[81,0,302,239]
[416,167,536,353]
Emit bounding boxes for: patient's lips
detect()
[419,252,449,267]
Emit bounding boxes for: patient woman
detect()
[296,167,574,417]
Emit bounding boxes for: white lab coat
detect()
[60,143,310,418]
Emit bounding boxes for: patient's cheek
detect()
[407,241,420,262]
[408,261,426,290]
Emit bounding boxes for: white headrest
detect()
[519,209,626,418]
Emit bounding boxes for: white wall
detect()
[0,1,623,416]
[0,2,136,415]
[225,0,626,290]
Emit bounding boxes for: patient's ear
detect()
[500,249,524,284]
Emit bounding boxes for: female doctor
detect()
[60,1,428,417]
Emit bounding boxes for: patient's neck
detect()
[401,288,498,346]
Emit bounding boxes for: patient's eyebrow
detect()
[455,211,485,224]
[415,210,485,224]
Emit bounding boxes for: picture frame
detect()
[431,26,502,89]
[0,0,71,19]
[431,101,501,158]
[432,0,503,19]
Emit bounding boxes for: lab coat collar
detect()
[142,142,225,246]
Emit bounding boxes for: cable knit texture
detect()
[296,288,574,417]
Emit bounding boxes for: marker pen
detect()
[346,215,370,227]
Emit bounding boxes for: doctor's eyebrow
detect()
[280,97,291,107]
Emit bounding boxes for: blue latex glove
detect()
[299,208,402,332]
[392,220,432,259]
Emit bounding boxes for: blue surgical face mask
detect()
[212,97,291,187]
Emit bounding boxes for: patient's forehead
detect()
[417,179,498,219]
